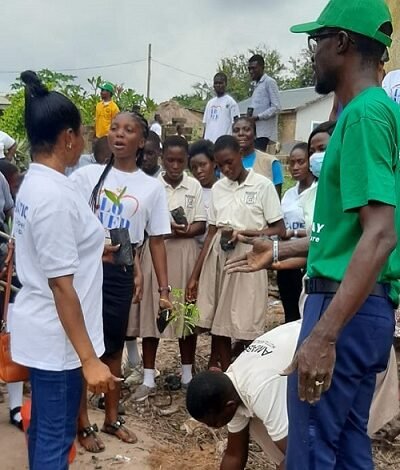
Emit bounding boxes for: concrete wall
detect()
[279,112,297,144]
[295,95,334,142]
[387,0,400,71]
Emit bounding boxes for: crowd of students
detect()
[1,0,399,467]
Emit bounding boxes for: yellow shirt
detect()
[95,100,120,138]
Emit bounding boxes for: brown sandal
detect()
[101,417,137,444]
[78,424,105,453]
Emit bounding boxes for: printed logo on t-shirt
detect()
[244,338,276,357]
[98,189,139,230]
[210,105,221,121]
[244,191,257,205]
[185,195,195,209]
[310,221,325,243]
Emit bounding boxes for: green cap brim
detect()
[290,21,324,34]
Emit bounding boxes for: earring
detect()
[67,143,72,150]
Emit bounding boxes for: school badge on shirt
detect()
[244,192,257,205]
[185,195,195,209]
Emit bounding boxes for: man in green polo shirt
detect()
[226,0,400,468]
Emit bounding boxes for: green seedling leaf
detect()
[104,189,120,206]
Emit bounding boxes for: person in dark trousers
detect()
[226,0,399,468]
[247,55,281,152]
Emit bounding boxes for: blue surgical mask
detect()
[309,152,325,178]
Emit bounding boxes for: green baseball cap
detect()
[290,0,392,47]
[100,82,115,94]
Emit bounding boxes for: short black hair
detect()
[233,115,256,134]
[290,142,308,157]
[214,72,227,83]
[21,70,81,155]
[214,135,240,154]
[308,121,336,155]
[92,136,111,163]
[147,130,162,149]
[186,371,233,421]
[188,139,214,164]
[0,160,19,181]
[248,54,264,67]
[163,135,189,154]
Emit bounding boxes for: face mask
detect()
[309,152,325,178]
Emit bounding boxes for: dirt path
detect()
[1,300,400,469]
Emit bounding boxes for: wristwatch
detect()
[158,285,172,294]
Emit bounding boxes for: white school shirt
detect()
[203,94,240,143]
[280,182,316,231]
[208,170,282,230]
[71,166,171,246]
[10,163,105,371]
[226,321,301,440]
[158,172,207,224]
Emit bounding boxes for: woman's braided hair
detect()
[89,111,149,211]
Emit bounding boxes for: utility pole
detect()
[146,43,152,100]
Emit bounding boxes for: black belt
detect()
[305,277,388,298]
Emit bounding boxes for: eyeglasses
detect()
[308,33,338,53]
[308,31,355,53]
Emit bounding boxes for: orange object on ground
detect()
[21,400,76,464]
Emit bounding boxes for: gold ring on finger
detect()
[315,380,324,387]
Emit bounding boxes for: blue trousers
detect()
[28,367,82,470]
[286,293,395,470]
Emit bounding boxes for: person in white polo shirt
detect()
[186,320,398,470]
[203,73,240,143]
[11,70,117,470]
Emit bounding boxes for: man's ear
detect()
[337,31,352,55]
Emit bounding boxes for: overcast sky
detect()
[0,0,325,102]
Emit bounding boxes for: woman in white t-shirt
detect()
[278,142,315,323]
[11,71,116,470]
[71,112,171,450]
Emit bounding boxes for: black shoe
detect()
[9,407,23,431]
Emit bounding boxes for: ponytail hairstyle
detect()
[89,111,149,211]
[20,70,81,156]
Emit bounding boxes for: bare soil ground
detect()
[1,298,400,469]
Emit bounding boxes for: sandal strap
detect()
[108,416,126,430]
[80,423,99,438]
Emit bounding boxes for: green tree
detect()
[0,70,157,169]
[282,49,315,90]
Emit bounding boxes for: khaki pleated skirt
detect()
[196,232,268,341]
[127,238,200,339]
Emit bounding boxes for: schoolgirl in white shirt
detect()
[131,136,206,401]
[187,135,285,371]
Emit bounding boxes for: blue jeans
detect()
[28,367,83,470]
[286,293,395,470]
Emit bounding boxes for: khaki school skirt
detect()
[127,238,200,339]
[196,231,268,341]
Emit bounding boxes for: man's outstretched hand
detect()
[225,235,273,273]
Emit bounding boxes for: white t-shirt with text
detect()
[71,165,171,246]
[11,164,105,371]
[203,94,240,143]
[226,320,301,441]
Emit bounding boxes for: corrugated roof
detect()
[238,87,330,114]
